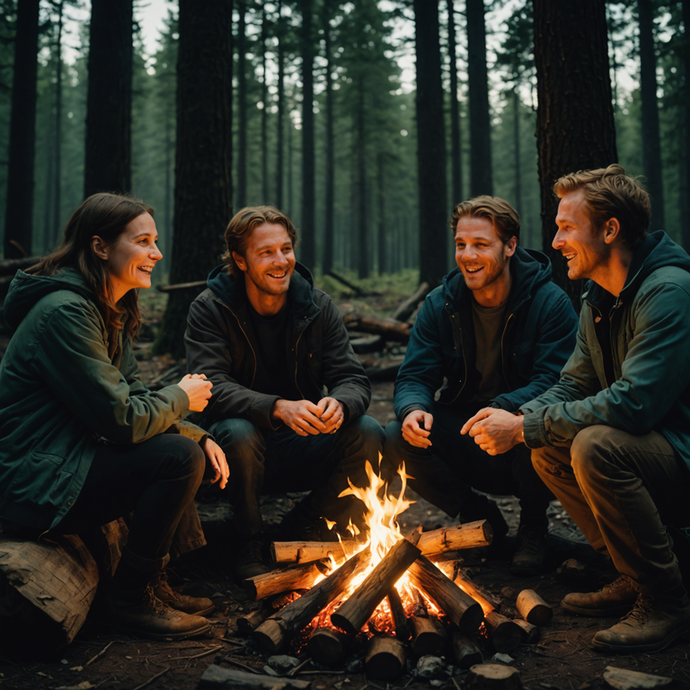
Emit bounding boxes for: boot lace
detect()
[620,594,653,625]
[603,576,632,594]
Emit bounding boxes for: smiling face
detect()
[96,212,162,302]
[233,222,296,315]
[455,216,516,306]
[553,188,609,283]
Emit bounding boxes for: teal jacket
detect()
[521,231,690,472]
[0,268,195,533]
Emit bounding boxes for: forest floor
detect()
[1,281,690,690]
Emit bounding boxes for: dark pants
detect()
[55,434,207,573]
[383,404,553,529]
[209,414,385,539]
[532,425,690,593]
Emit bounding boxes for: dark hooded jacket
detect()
[184,262,371,429]
[394,247,579,421]
[0,268,198,533]
[521,231,690,471]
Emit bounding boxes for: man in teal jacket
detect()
[384,196,578,576]
[463,165,690,653]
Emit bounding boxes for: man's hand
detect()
[272,399,329,436]
[203,438,230,490]
[401,410,434,448]
[461,407,523,456]
[316,397,345,434]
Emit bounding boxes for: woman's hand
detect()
[177,374,213,412]
[203,438,229,489]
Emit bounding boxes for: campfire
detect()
[237,459,552,680]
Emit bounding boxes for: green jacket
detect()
[0,268,195,533]
[521,231,690,471]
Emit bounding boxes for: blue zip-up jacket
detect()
[185,263,371,429]
[394,247,579,421]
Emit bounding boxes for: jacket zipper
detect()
[221,302,258,389]
[500,312,515,389]
[447,304,468,404]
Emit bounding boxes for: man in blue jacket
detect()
[384,196,578,575]
[185,206,384,580]
[462,165,690,653]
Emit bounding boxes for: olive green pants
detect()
[531,425,690,594]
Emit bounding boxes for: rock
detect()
[416,655,450,680]
[603,666,674,690]
[266,655,301,674]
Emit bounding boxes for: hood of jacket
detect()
[4,268,97,330]
[584,230,690,309]
[441,246,553,312]
[206,261,317,318]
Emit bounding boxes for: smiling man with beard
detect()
[462,166,690,653]
[383,196,578,575]
[185,206,384,580]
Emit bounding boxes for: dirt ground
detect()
[1,294,690,690]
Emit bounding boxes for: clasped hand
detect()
[177,373,213,412]
[460,407,523,456]
[272,397,344,436]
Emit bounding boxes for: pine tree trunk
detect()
[275,0,285,210]
[236,0,247,209]
[4,0,40,259]
[447,0,462,206]
[322,1,335,274]
[377,153,386,274]
[84,0,133,197]
[637,0,665,230]
[682,0,690,251]
[356,71,369,280]
[533,0,617,304]
[261,4,269,202]
[154,0,233,358]
[512,89,521,216]
[53,1,64,243]
[466,0,492,196]
[300,0,316,269]
[414,0,448,288]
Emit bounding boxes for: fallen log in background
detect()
[407,555,484,633]
[365,636,406,680]
[516,589,553,626]
[330,538,421,635]
[243,562,322,601]
[253,548,371,654]
[343,314,412,343]
[390,282,430,322]
[198,666,312,689]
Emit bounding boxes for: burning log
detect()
[513,618,540,644]
[330,538,421,635]
[197,665,312,689]
[453,568,501,613]
[253,548,371,654]
[243,562,322,601]
[417,520,493,554]
[484,611,523,654]
[365,636,406,680]
[467,664,522,690]
[387,587,412,642]
[270,541,347,565]
[406,555,484,633]
[452,631,483,669]
[411,615,449,656]
[308,627,349,667]
[516,589,553,626]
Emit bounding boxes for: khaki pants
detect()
[532,425,690,593]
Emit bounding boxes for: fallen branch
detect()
[343,314,411,342]
[132,667,170,690]
[391,282,430,322]
[83,640,114,668]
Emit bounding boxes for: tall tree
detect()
[299,0,316,269]
[260,2,269,202]
[322,0,336,275]
[275,0,286,209]
[414,0,448,287]
[4,0,40,259]
[466,0,492,196]
[155,0,233,358]
[533,0,617,302]
[52,0,64,244]
[236,0,247,208]
[83,0,133,197]
[637,0,665,230]
[682,0,690,250]
[447,0,462,206]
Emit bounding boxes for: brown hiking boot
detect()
[108,585,211,641]
[561,575,637,617]
[592,592,690,652]
[510,526,547,576]
[153,570,215,617]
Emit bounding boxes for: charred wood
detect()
[307,627,349,667]
[387,587,411,642]
[484,611,522,654]
[364,636,405,681]
[411,614,448,656]
[451,630,483,669]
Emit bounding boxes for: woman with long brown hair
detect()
[0,193,229,640]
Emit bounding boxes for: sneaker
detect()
[510,526,547,576]
[592,592,690,653]
[460,493,509,541]
[153,570,215,617]
[234,540,271,581]
[108,585,211,641]
[561,575,637,617]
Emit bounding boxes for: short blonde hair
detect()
[553,164,650,247]
[450,195,520,244]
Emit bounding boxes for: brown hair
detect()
[553,164,650,248]
[222,205,298,277]
[28,193,153,354]
[450,195,520,244]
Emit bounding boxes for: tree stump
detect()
[467,664,522,690]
